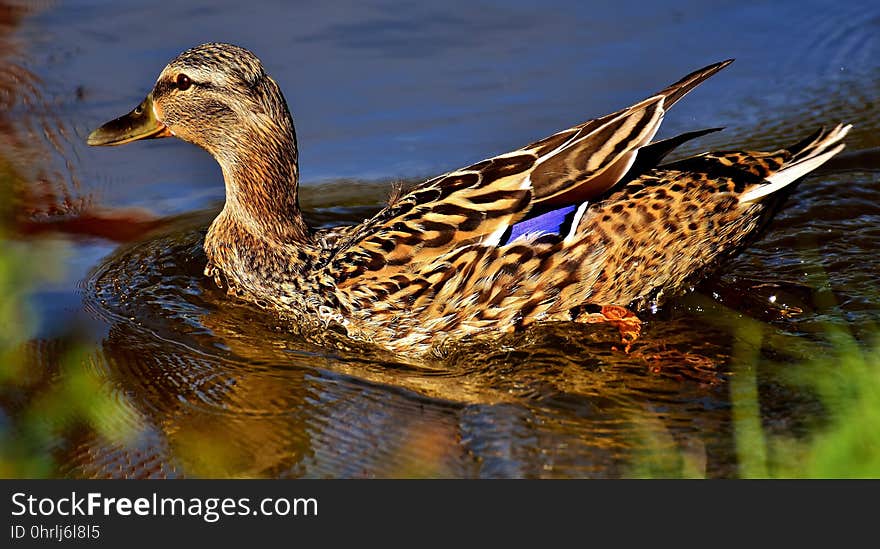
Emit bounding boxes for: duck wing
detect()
[322,61,732,290]
[524,59,733,206]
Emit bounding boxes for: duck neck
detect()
[216,114,310,244]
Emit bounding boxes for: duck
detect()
[87,43,849,356]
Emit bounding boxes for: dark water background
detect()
[1,0,878,477]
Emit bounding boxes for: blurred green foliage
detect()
[0,160,134,478]
[745,325,880,478]
[630,295,880,479]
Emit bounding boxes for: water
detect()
[1,0,878,477]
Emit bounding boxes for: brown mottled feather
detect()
[323,61,734,290]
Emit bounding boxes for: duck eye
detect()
[175,73,192,91]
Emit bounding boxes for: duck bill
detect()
[87,93,172,146]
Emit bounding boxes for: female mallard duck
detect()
[88,43,849,355]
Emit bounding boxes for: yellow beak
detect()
[87,93,172,146]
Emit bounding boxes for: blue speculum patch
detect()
[505,204,578,244]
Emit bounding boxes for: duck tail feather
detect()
[739,124,851,204]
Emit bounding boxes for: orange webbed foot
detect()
[575,304,642,352]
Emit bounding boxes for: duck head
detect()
[88,42,306,240]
